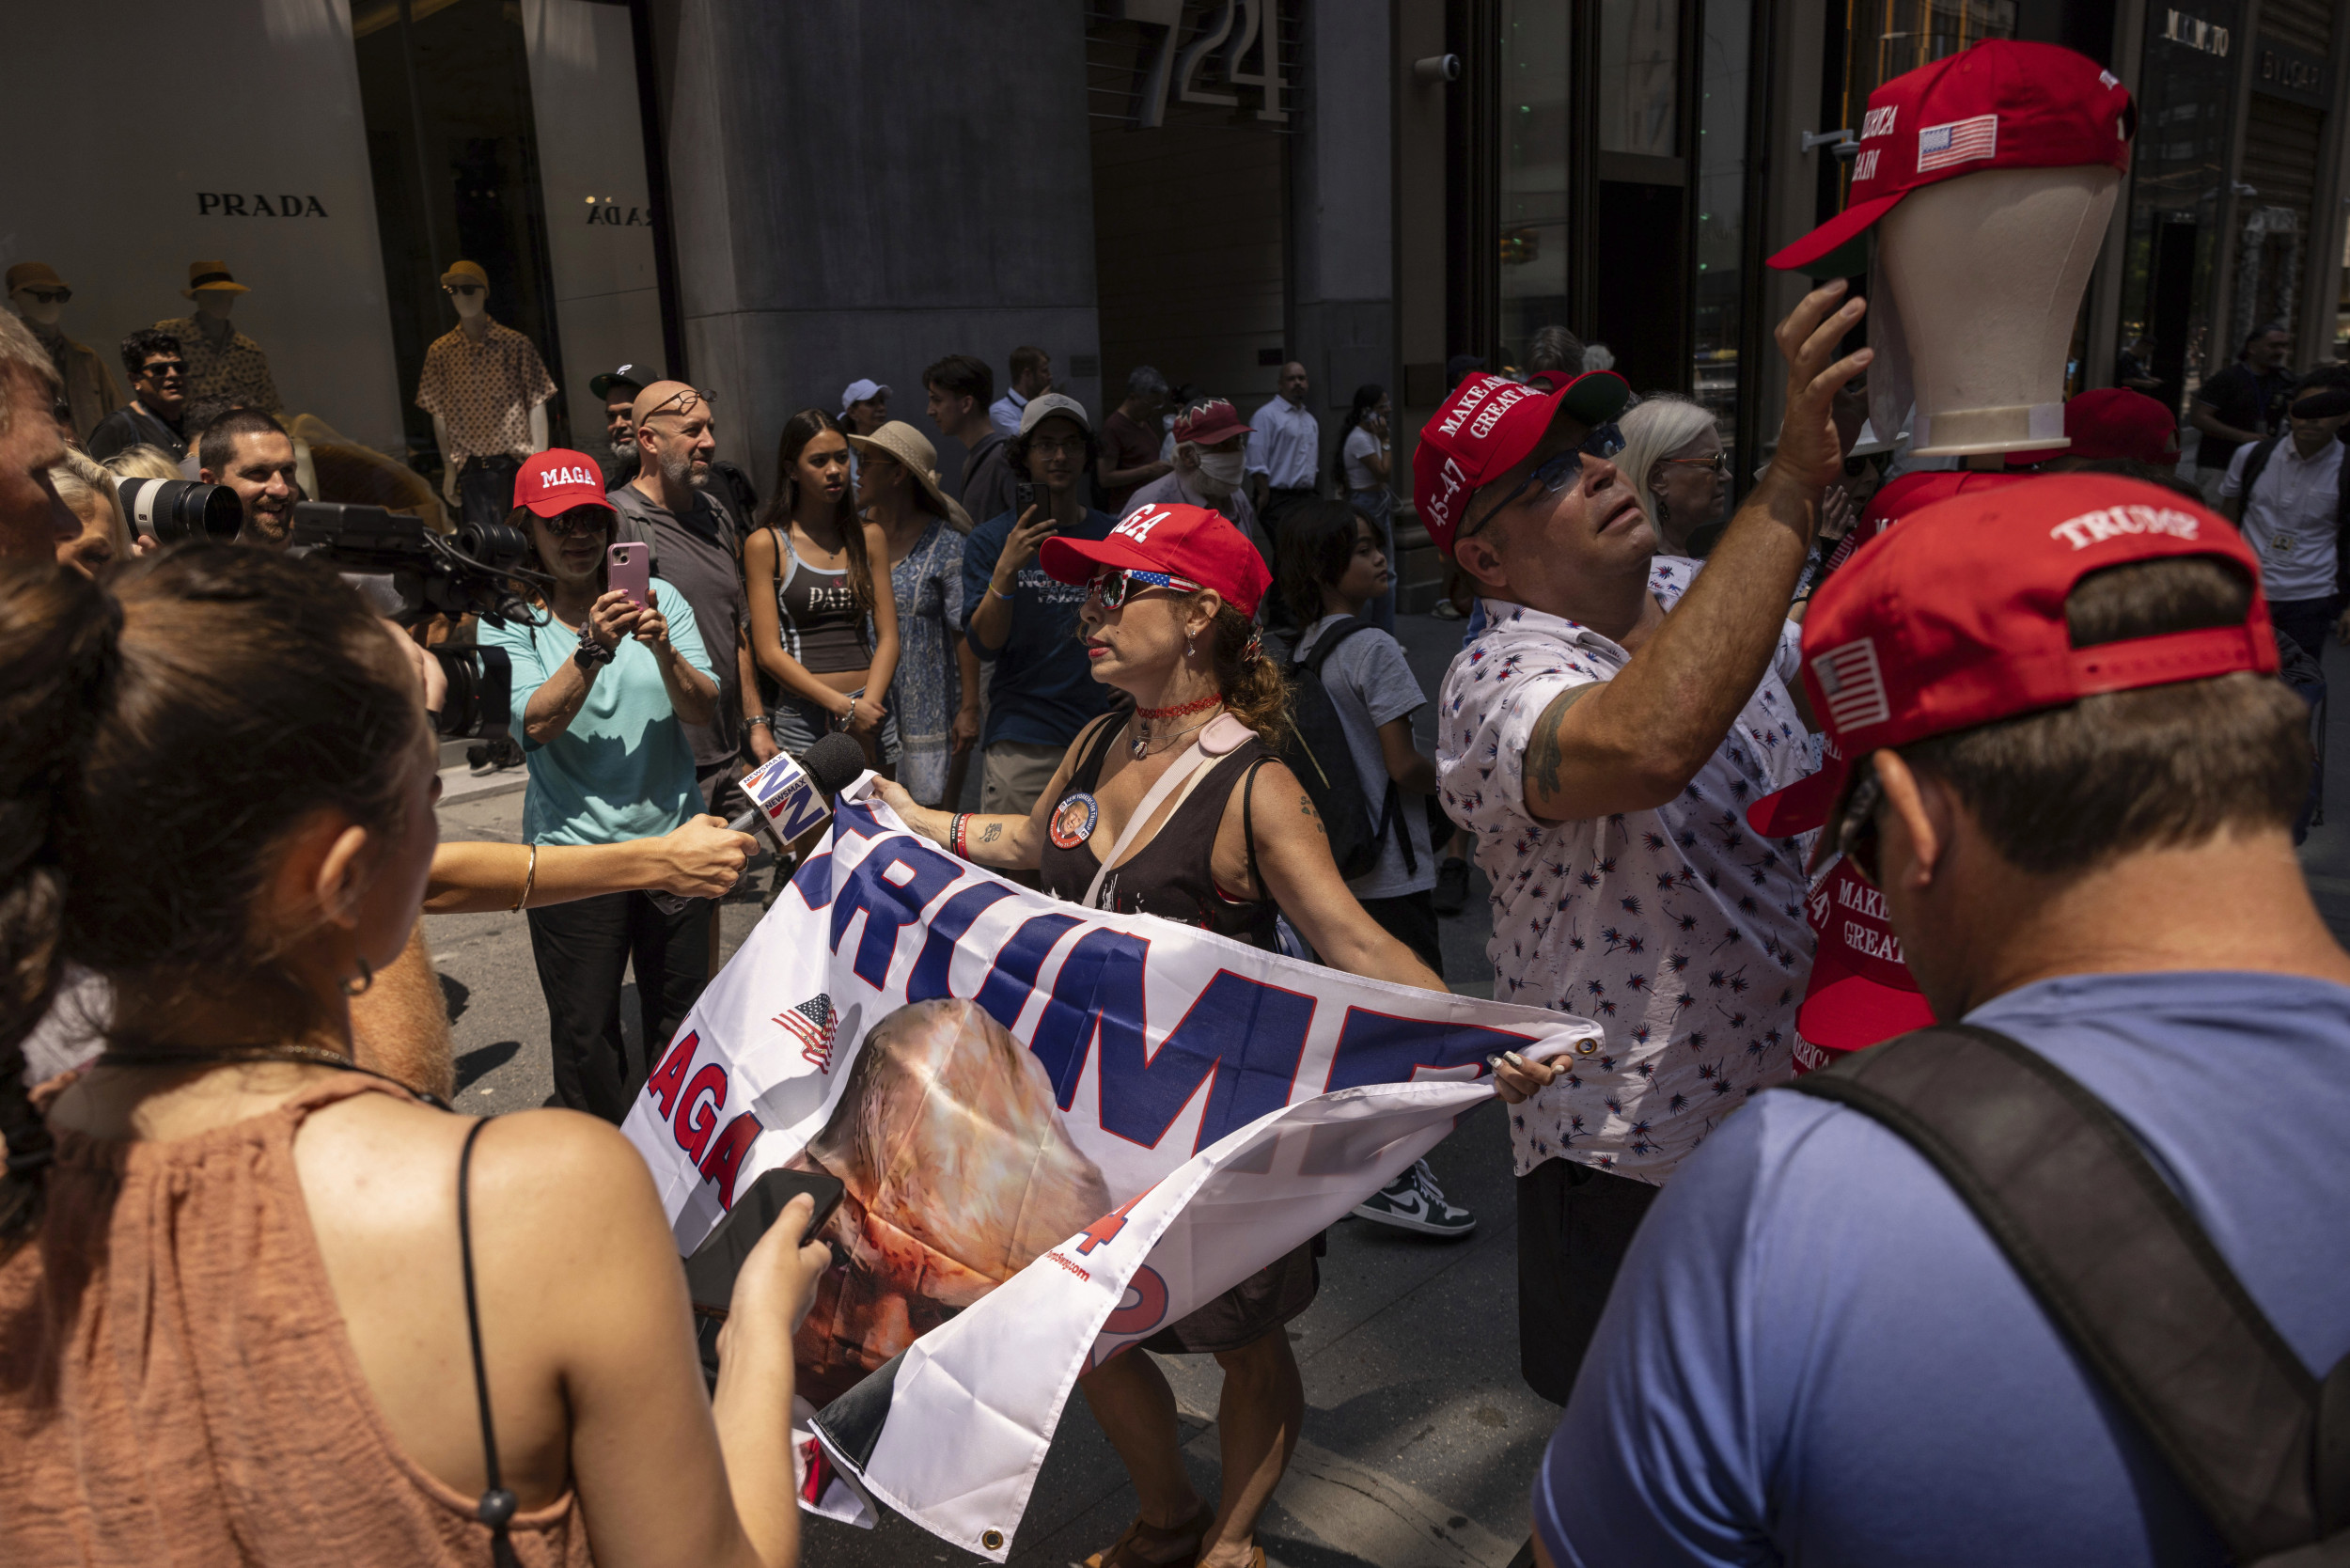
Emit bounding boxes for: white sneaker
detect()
[1352,1158,1477,1237]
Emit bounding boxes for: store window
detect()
[1838,0,2018,135]
[1600,0,1680,156]
[2114,0,2238,413]
[1693,0,1751,435]
[1498,0,1573,368]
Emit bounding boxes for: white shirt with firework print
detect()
[1436,559,1818,1184]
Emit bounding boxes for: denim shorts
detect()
[770,689,901,765]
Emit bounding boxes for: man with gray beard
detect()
[590,363,646,490]
[608,380,772,814]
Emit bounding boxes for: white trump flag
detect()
[622,784,1601,1560]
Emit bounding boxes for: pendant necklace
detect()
[1132,692,1223,759]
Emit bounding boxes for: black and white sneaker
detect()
[1353,1158,1476,1237]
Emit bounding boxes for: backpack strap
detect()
[2239,435,2283,510]
[1789,1024,2337,1560]
[1292,617,1374,677]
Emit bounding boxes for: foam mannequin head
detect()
[1875,164,2120,455]
[193,289,237,321]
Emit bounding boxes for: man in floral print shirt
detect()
[1418,281,1872,1403]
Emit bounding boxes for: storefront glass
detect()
[1693,0,1752,434]
[1498,0,1573,367]
[2115,0,2239,412]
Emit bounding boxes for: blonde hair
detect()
[102,445,184,482]
[0,312,59,442]
[49,449,127,554]
[1615,394,1719,549]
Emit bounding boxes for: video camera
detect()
[289,501,556,743]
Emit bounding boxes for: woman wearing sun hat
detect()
[851,419,981,807]
[872,500,1443,1568]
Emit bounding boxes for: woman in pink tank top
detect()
[0,550,827,1567]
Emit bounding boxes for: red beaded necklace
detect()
[1131,690,1224,760]
[1136,692,1222,722]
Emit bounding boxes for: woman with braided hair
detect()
[872,502,1447,1568]
[0,549,824,1567]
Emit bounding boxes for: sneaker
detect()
[1429,599,1466,620]
[1353,1158,1476,1237]
[1433,855,1471,915]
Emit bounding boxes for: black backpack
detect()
[1279,619,1413,882]
[1792,1026,2349,1564]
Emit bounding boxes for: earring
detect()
[341,956,374,998]
[1185,635,1196,661]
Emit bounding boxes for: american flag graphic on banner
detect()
[1916,114,1998,172]
[777,993,837,1070]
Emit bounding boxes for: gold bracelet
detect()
[510,842,539,912]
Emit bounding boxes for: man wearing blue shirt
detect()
[1533,475,2350,1567]
[962,393,1116,815]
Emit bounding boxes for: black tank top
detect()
[1037,717,1282,952]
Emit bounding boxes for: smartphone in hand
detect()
[682,1167,847,1388]
[607,541,651,609]
[1015,480,1050,527]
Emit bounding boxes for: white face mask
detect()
[1191,449,1246,494]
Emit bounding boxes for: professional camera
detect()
[112,477,241,543]
[290,501,555,743]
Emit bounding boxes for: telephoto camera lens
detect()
[112,477,243,543]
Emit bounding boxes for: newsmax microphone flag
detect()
[622,779,1604,1559]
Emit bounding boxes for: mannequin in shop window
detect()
[7,262,122,445]
[415,259,556,531]
[153,260,280,416]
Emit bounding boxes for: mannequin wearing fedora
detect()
[853,420,983,807]
[152,261,280,415]
[7,263,121,444]
[415,259,554,533]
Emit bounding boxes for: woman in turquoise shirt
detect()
[481,449,719,1121]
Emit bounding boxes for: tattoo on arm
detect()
[980,823,1002,843]
[1299,793,1325,835]
[1525,684,1596,803]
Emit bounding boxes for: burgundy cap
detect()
[1410,370,1631,554]
[2008,387,2179,468]
[1041,501,1273,618]
[1173,400,1251,447]
[1770,41,2133,276]
[512,448,616,519]
[1749,475,2278,840]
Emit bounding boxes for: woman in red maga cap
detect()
[873,500,1444,1568]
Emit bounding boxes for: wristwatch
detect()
[573,626,614,672]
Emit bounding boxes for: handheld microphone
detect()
[728,731,870,850]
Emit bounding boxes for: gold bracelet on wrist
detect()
[510,842,539,912]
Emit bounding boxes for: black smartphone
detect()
[1015,479,1046,524]
[684,1167,845,1388]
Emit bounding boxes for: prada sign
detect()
[2252,35,2327,108]
[196,192,331,217]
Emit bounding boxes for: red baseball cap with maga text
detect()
[1411,370,1631,555]
[1794,857,1936,1066]
[2006,386,2180,468]
[1041,501,1273,618]
[1749,475,2278,839]
[1771,40,2134,276]
[511,448,616,519]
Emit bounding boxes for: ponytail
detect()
[1205,604,1290,745]
[0,569,121,1241]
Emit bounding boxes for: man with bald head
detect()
[0,312,74,563]
[606,380,770,817]
[1247,359,1321,545]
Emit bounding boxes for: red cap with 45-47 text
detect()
[1411,371,1630,555]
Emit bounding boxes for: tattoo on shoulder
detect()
[1526,684,1596,801]
[979,822,1002,843]
[1299,793,1325,834]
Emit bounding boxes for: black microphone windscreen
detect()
[801,732,870,796]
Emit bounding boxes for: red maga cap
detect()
[1747,475,2277,839]
[1411,370,1630,555]
[1798,858,1936,1054]
[1770,40,2133,276]
[2008,386,2179,468]
[1041,501,1273,618]
[512,448,615,518]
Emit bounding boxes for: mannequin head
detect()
[8,288,63,331]
[193,288,237,322]
[1878,165,2121,455]
[441,260,490,323]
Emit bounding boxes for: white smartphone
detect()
[606,541,651,609]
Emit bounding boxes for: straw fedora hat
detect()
[181,260,250,298]
[847,422,959,522]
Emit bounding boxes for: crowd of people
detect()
[0,203,2346,1566]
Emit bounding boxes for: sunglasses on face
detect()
[443,284,484,296]
[539,508,610,540]
[1837,767,1885,886]
[138,361,187,380]
[1460,423,1627,543]
[1086,566,1201,609]
[23,289,70,305]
